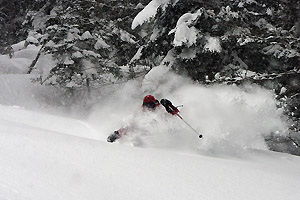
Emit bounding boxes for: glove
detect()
[107,131,121,143]
[160,99,179,115]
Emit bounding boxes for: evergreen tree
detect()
[23,0,143,91]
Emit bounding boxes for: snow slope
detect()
[0,39,300,200]
[0,104,300,200]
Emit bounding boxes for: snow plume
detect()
[89,66,287,156]
[173,84,285,156]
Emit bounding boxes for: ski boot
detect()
[107,131,121,143]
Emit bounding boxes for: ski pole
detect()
[169,105,203,138]
[175,113,203,138]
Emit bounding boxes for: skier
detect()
[107,95,179,143]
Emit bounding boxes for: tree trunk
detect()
[27,46,43,74]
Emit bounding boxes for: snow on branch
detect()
[169,9,203,47]
[131,0,172,29]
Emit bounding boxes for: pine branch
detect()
[288,136,300,147]
[211,70,300,85]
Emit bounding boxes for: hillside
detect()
[0,104,300,200]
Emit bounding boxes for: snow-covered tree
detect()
[132,0,299,80]
[23,0,144,91]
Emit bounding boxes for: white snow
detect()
[13,45,41,60]
[34,53,57,81]
[119,29,136,44]
[130,46,144,63]
[173,24,198,47]
[150,28,160,41]
[64,57,75,65]
[266,8,273,16]
[0,44,41,74]
[11,41,26,52]
[169,10,202,47]
[173,9,202,29]
[280,87,287,95]
[139,67,286,153]
[0,37,300,200]
[135,3,145,10]
[66,28,81,41]
[131,0,171,29]
[81,31,93,40]
[26,36,39,45]
[0,56,31,74]
[72,51,84,58]
[218,6,239,20]
[45,40,55,47]
[94,37,110,49]
[82,59,97,77]
[0,102,300,200]
[204,36,222,53]
[238,37,255,46]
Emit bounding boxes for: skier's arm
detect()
[160,99,179,115]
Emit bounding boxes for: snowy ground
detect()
[0,42,300,200]
[0,104,300,200]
